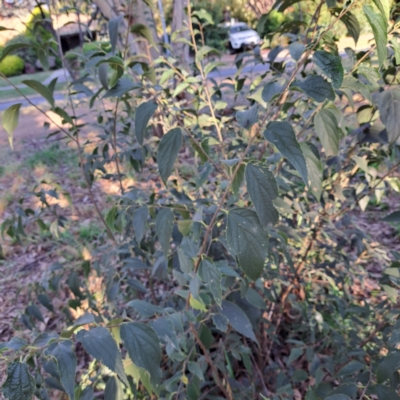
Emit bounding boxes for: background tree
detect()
[171,0,190,66]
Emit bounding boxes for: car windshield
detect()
[230,25,250,34]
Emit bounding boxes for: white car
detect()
[228,22,261,52]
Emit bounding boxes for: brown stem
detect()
[190,323,232,400]
[303,0,324,45]
[146,270,157,304]
[111,99,125,195]
[331,159,400,220]
[187,1,223,144]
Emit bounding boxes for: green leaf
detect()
[391,38,400,64]
[188,361,204,381]
[340,12,360,44]
[26,304,44,323]
[133,206,148,243]
[287,347,303,365]
[328,383,358,398]
[272,0,303,13]
[98,63,109,90]
[22,80,54,107]
[192,9,214,24]
[324,395,351,400]
[336,360,364,377]
[47,77,58,94]
[46,340,77,399]
[220,300,258,343]
[377,352,400,383]
[289,42,305,61]
[157,128,182,183]
[108,15,123,54]
[126,300,164,318]
[155,208,174,255]
[382,284,398,302]
[54,107,73,125]
[292,75,335,102]
[300,143,323,200]
[373,0,390,23]
[196,45,219,62]
[131,23,156,47]
[2,362,35,400]
[313,50,344,89]
[375,384,400,400]
[245,288,265,309]
[76,327,128,386]
[32,332,58,348]
[378,88,400,143]
[2,103,21,148]
[342,75,371,102]
[80,387,94,400]
[178,247,194,273]
[37,49,49,71]
[314,109,341,156]
[104,376,123,400]
[38,293,54,312]
[245,163,279,226]
[159,69,174,85]
[364,5,387,68]
[199,259,222,306]
[135,101,157,145]
[204,61,225,75]
[177,220,192,236]
[383,211,400,222]
[226,208,268,280]
[358,64,380,84]
[151,316,179,346]
[305,389,319,400]
[120,322,162,386]
[0,337,27,352]
[232,163,245,195]
[262,81,284,103]
[264,121,308,185]
[212,313,229,332]
[73,313,95,327]
[236,103,258,130]
[0,42,36,61]
[172,82,189,98]
[190,295,207,311]
[103,78,140,98]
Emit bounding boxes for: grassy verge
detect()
[0,82,66,101]
[0,70,54,88]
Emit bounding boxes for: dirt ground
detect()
[0,103,111,383]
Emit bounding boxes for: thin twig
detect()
[187,1,223,144]
[190,323,232,400]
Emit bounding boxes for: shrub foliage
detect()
[0,54,24,77]
[1,0,400,399]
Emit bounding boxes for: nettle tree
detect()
[1,0,400,398]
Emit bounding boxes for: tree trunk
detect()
[171,0,190,67]
[132,0,160,61]
[92,0,140,56]
[247,0,275,17]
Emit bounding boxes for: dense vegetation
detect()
[1,0,400,399]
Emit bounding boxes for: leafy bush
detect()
[4,34,38,66]
[0,55,24,77]
[25,6,54,44]
[1,0,400,399]
[260,9,287,35]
